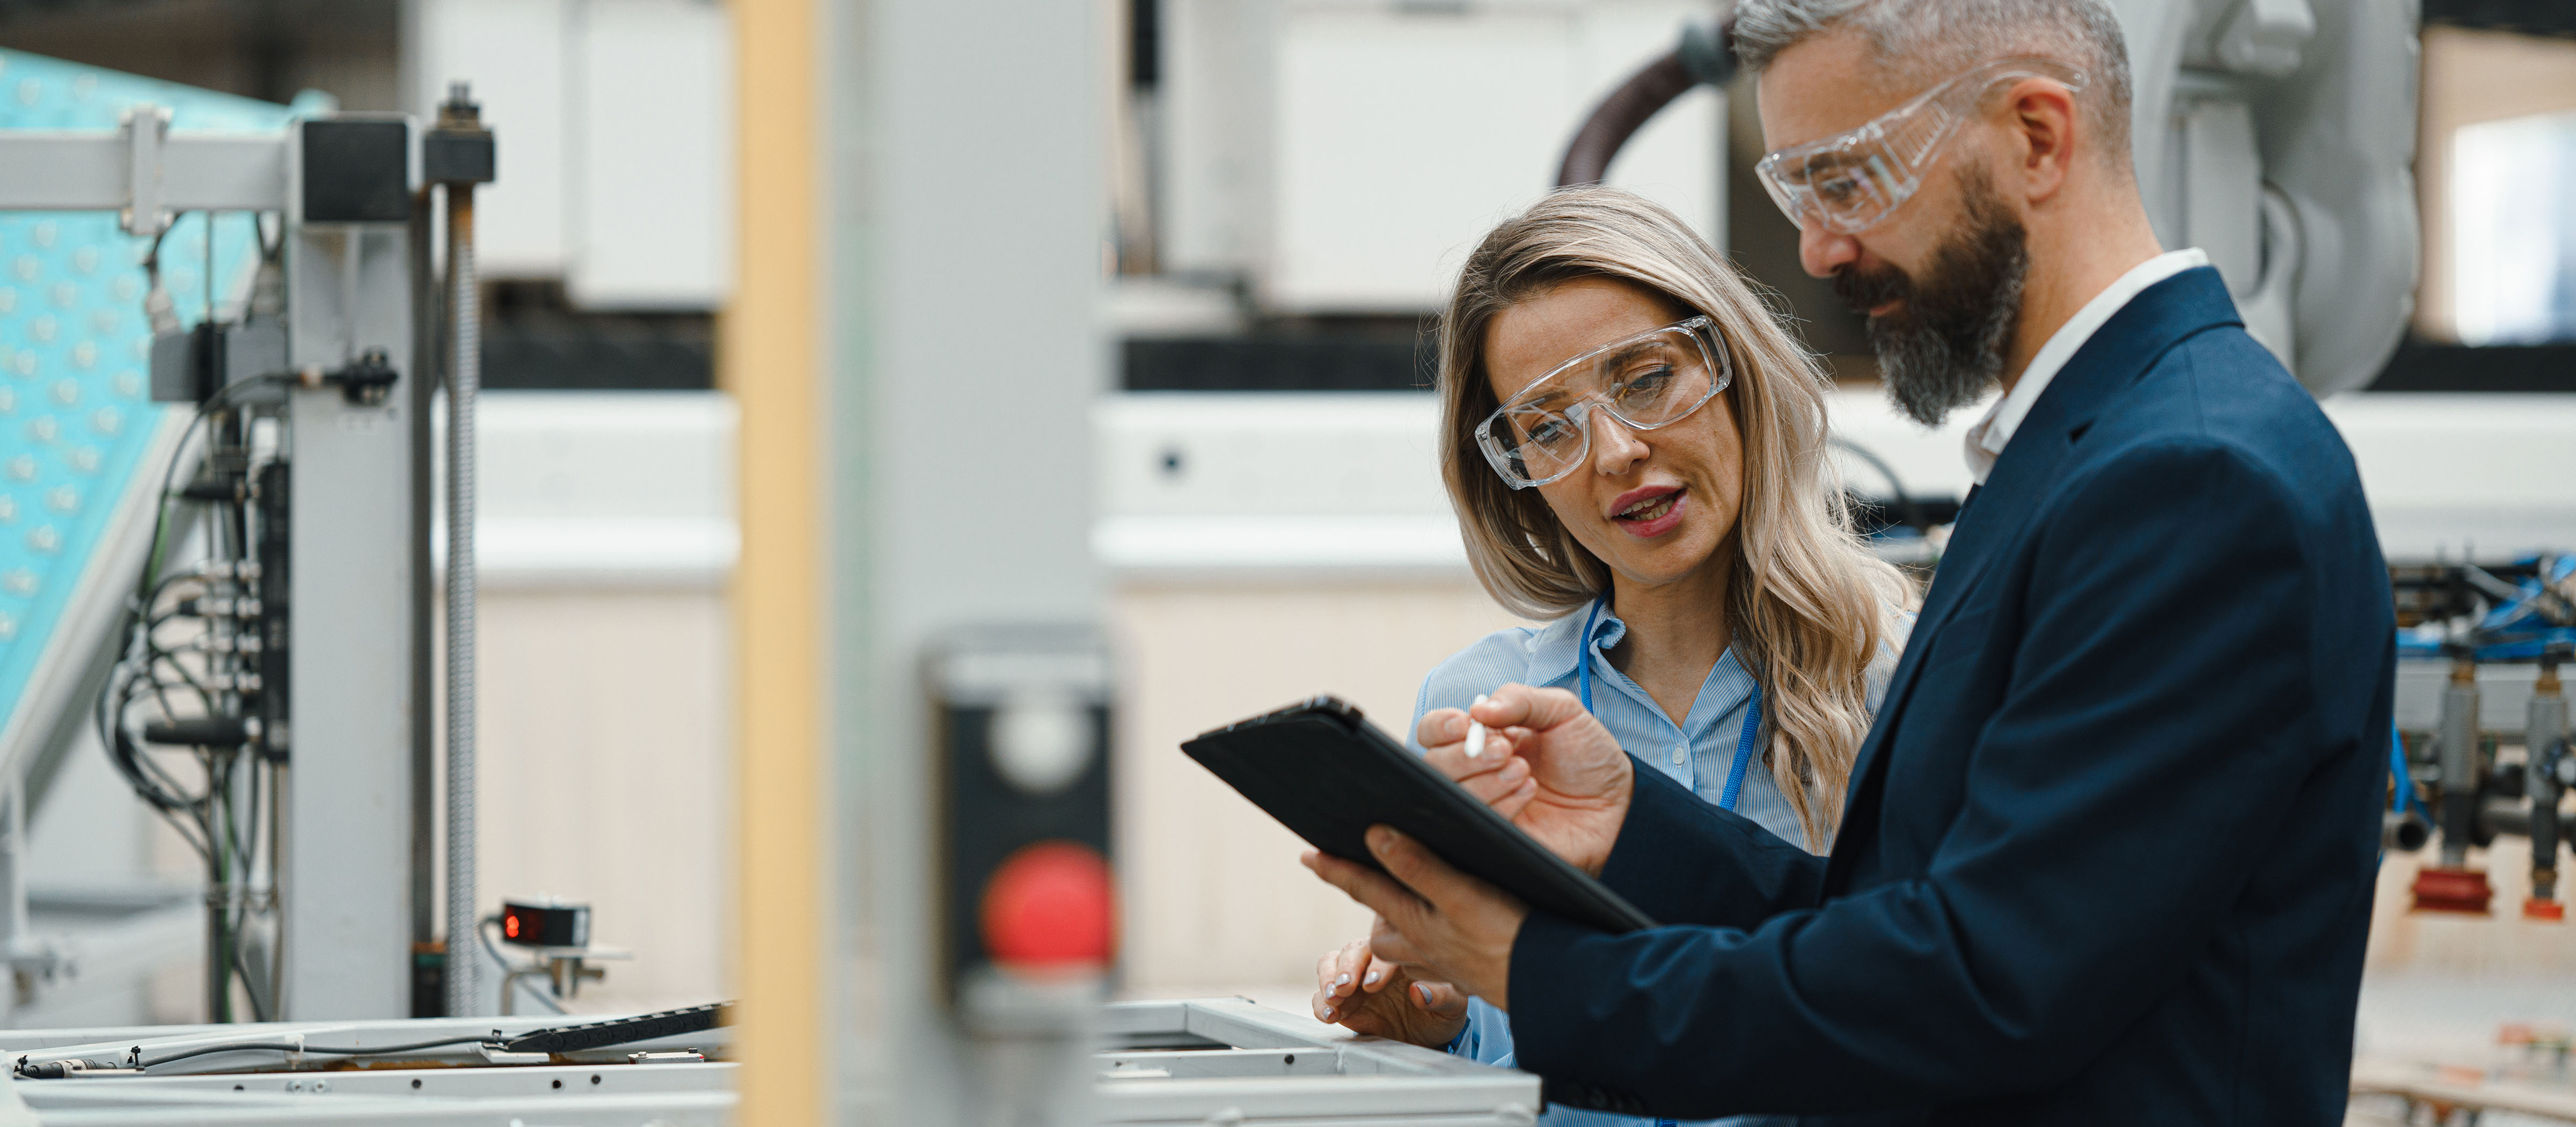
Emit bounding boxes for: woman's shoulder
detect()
[1864,603,1919,715]
[1407,613,1583,733]
[1419,624,1549,704]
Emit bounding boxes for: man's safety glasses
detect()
[1474,316,1731,489]
[1753,56,2085,235]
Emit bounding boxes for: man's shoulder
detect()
[2084,325,2359,503]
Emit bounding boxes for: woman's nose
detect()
[1589,407,1648,474]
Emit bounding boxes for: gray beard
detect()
[1841,173,2031,428]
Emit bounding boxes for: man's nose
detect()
[1798,223,1860,279]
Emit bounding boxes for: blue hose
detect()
[2389,718,2413,814]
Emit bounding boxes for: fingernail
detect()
[1321,1005,1334,1019]
[1367,826,1393,852]
[1414,984,1431,1005]
[1335,973,1350,987]
[1364,970,1381,986]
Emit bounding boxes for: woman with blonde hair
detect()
[1310,187,1913,1124]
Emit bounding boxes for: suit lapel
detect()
[1824,268,2245,877]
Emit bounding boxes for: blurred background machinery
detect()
[0,0,2562,1123]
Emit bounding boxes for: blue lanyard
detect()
[1577,593,1765,811]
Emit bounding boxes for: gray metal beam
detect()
[829,0,1107,1120]
[277,218,416,1021]
[0,131,287,215]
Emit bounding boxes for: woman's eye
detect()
[1527,417,1577,446]
[1614,367,1674,399]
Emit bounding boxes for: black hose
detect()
[1554,19,1737,189]
[1557,52,1697,188]
[1829,435,1924,533]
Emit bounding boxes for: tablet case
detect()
[1182,695,1656,934]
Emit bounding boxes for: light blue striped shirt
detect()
[1408,602,1907,1127]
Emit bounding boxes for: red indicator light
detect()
[978,840,1115,971]
[504,913,520,939]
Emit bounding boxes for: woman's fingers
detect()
[1329,937,1370,1000]
[1313,949,1342,1020]
[1357,943,1395,993]
[1409,979,1470,1019]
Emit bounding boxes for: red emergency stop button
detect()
[979,840,1115,971]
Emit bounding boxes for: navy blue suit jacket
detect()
[1507,267,2392,1125]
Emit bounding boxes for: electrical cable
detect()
[1828,435,1926,534]
[83,217,300,1023]
[137,1034,495,1071]
[89,363,291,1023]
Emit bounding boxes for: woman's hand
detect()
[1417,684,1635,876]
[1309,934,1469,1047]
[1304,828,1526,1009]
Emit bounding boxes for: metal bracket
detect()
[117,104,172,238]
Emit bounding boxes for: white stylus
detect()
[1463,694,1490,758]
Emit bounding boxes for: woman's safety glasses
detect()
[1474,316,1731,489]
[1753,56,2085,235]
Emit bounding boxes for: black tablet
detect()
[1182,695,1656,934]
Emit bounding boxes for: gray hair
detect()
[1732,0,2133,168]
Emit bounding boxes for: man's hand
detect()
[1304,826,1526,1010]
[1310,935,1469,1046]
[1417,684,1634,876]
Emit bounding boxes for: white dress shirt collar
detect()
[1962,247,2210,484]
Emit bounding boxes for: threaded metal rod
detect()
[443,185,480,1019]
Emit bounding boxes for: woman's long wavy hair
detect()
[1438,187,1912,850]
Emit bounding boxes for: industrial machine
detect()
[0,50,507,1024]
[2388,557,2576,919]
[0,998,1535,1125]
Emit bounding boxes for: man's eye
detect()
[1816,175,1862,205]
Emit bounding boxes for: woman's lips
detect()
[1613,488,1687,539]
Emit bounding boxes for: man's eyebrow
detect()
[1788,149,1867,177]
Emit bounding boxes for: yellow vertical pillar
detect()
[727,0,824,1123]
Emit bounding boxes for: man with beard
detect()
[1301,0,2395,1123]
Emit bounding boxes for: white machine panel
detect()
[568,0,736,310]
[411,0,736,310]
[1169,0,1722,314]
[410,0,573,276]
[1096,391,2576,576]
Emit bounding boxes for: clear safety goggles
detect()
[1753,57,2085,235]
[1474,316,1731,489]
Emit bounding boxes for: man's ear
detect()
[2006,78,2081,205]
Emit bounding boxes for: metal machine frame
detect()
[0,998,1535,1126]
[0,104,459,1021]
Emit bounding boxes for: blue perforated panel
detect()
[0,51,293,748]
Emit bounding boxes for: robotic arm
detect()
[1558,0,2421,398]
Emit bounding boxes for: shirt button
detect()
[1669,746,1686,765]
